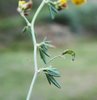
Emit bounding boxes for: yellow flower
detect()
[18,0,32,10]
[71,0,87,6]
[18,0,27,10]
[19,0,26,6]
[59,0,67,5]
[54,0,68,11]
[17,0,32,15]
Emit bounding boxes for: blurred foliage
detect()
[51,3,97,33]
[1,2,97,33]
[0,0,39,17]
[1,41,97,100]
[0,1,97,50]
[0,0,17,16]
[0,2,97,99]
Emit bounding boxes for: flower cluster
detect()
[17,0,87,16]
[46,0,86,19]
[48,0,87,11]
[54,0,68,11]
[17,0,32,15]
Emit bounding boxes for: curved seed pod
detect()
[62,50,75,61]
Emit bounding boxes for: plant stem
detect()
[26,0,46,100]
[26,72,38,100]
[31,0,46,26]
[20,13,31,26]
[47,54,66,65]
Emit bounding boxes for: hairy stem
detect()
[26,0,46,100]
[26,72,38,100]
[47,55,63,64]
[20,13,31,26]
[31,0,46,26]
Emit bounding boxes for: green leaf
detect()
[49,75,61,88]
[48,70,60,77]
[41,49,50,57]
[45,74,51,85]
[43,37,55,48]
[49,6,55,19]
[44,68,60,77]
[43,67,61,88]
[39,40,52,64]
[50,68,60,76]
[22,26,28,33]
[45,73,61,88]
[44,43,55,48]
[41,44,48,51]
[62,50,75,61]
[43,37,51,44]
[49,3,58,14]
[39,48,46,64]
[48,2,59,19]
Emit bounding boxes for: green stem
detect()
[20,13,31,27]
[26,72,37,100]
[31,0,46,26]
[26,0,46,100]
[47,55,64,64]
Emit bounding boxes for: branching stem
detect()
[47,55,65,64]
[18,0,75,99]
[26,0,46,100]
[20,13,31,27]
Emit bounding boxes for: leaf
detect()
[43,37,55,48]
[22,26,28,33]
[45,73,61,88]
[41,49,50,57]
[43,37,51,44]
[39,48,46,64]
[39,40,52,64]
[49,3,58,14]
[41,44,48,51]
[49,6,55,19]
[45,74,51,85]
[39,38,55,64]
[43,67,61,88]
[62,50,75,61]
[48,75,61,88]
[44,43,55,48]
[43,66,61,88]
[48,70,60,77]
[44,68,60,77]
[48,2,59,19]
[50,68,60,76]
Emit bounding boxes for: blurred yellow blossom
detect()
[17,0,32,15]
[54,0,68,11]
[71,0,87,6]
[18,0,27,10]
[59,0,67,5]
[19,0,32,10]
